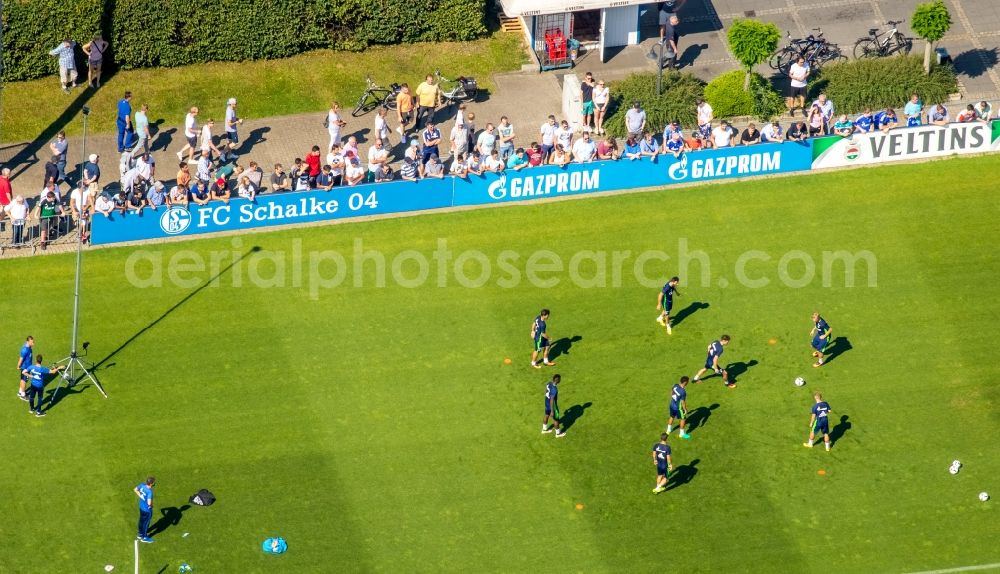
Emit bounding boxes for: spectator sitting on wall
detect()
[211,177,230,204]
[665,131,685,158]
[597,136,618,160]
[327,146,345,187]
[928,104,948,126]
[974,100,992,122]
[527,142,545,167]
[874,107,898,132]
[854,109,875,134]
[375,163,394,183]
[111,189,128,215]
[467,151,483,176]
[316,165,335,191]
[507,148,529,171]
[424,155,445,179]
[685,131,704,151]
[190,180,211,206]
[147,181,166,210]
[787,120,808,142]
[662,120,682,145]
[711,121,734,148]
[237,176,257,202]
[168,183,189,208]
[955,104,976,123]
[450,153,469,178]
[550,144,571,166]
[270,164,291,193]
[832,114,854,138]
[401,156,420,181]
[903,94,923,126]
[808,105,825,136]
[761,120,784,143]
[94,192,114,217]
[740,122,761,145]
[624,136,641,160]
[639,131,659,160]
[127,184,148,215]
[483,149,505,172]
[345,156,365,186]
[572,131,598,163]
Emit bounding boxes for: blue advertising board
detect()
[92,140,814,245]
[452,140,813,206]
[91,179,453,245]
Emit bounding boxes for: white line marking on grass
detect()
[904,563,1000,574]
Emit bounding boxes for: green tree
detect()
[911,0,952,74]
[726,19,781,90]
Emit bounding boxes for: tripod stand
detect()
[51,107,108,403]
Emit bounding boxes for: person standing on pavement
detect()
[326,102,346,152]
[497,116,516,162]
[49,38,78,94]
[131,104,151,158]
[224,98,243,146]
[134,477,156,543]
[49,131,69,186]
[662,15,680,69]
[580,72,596,132]
[414,74,441,129]
[81,34,109,88]
[396,84,415,138]
[116,92,133,154]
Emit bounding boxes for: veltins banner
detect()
[811,120,1000,169]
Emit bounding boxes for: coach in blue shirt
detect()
[117,91,133,153]
[134,476,156,543]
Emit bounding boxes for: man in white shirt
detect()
[178,106,199,162]
[539,115,558,158]
[367,139,389,183]
[555,120,574,154]
[69,182,94,221]
[196,150,213,183]
[711,121,733,148]
[696,99,713,131]
[200,119,221,159]
[476,124,498,156]
[572,132,597,163]
[787,56,810,116]
[761,120,785,144]
[625,102,646,140]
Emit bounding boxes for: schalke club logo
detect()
[159,206,192,235]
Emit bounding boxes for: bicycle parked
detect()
[853,20,913,59]
[351,76,401,117]
[769,28,845,73]
[435,70,479,107]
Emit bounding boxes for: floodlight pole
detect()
[52,109,107,403]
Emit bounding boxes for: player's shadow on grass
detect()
[548,335,583,362]
[687,403,719,434]
[666,458,700,491]
[147,504,191,537]
[829,415,851,446]
[824,337,852,365]
[671,301,709,327]
[725,359,758,384]
[560,401,593,431]
[91,246,262,373]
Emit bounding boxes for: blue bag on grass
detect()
[262,537,288,555]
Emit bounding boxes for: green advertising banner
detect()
[812,120,1000,169]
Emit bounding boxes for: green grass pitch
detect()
[1,155,997,573]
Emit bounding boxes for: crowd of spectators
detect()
[1,72,996,251]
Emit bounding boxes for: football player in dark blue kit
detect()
[804,392,832,451]
[542,374,566,437]
[652,433,673,494]
[656,276,680,334]
[810,312,832,367]
[530,309,555,369]
[693,335,733,388]
[666,376,691,439]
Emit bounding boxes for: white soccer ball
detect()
[794,377,805,387]
[949,466,959,475]
[980,492,990,502]
[952,460,962,468]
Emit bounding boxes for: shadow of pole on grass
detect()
[91,246,261,372]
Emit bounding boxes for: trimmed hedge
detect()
[605,72,706,138]
[809,56,958,115]
[1,0,488,81]
[704,69,784,121]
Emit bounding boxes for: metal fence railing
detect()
[0,212,78,253]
